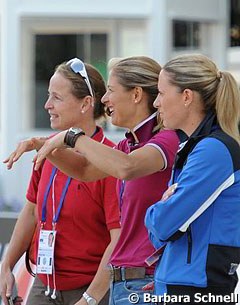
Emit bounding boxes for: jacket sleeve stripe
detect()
[179,174,235,232]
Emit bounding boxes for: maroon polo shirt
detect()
[109,113,179,273]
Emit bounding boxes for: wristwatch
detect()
[64,127,85,148]
[82,292,97,305]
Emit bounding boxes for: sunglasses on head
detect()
[67,57,94,97]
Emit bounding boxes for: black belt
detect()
[109,265,146,282]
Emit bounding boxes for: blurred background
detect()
[0,0,240,302]
[0,0,240,208]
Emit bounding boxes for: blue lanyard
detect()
[41,167,71,225]
[119,180,125,213]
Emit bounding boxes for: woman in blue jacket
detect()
[145,53,240,304]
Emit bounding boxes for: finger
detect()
[165,184,178,196]
[4,149,25,169]
[12,151,22,161]
[3,157,10,163]
[32,154,38,170]
[3,152,16,164]
[162,191,168,200]
[171,183,178,191]
[33,154,44,171]
[6,154,17,170]
[6,163,13,170]
[3,149,18,164]
[32,154,37,163]
[162,195,169,201]
[162,188,175,201]
[7,152,23,170]
[34,160,41,171]
[35,144,53,166]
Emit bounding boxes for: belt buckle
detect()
[109,264,121,282]
[109,265,122,282]
[109,264,115,282]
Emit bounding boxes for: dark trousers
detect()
[26,276,109,305]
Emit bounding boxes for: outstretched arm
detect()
[35,129,172,181]
[3,132,108,181]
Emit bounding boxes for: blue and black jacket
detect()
[145,113,240,297]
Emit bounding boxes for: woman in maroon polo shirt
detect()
[3,56,181,305]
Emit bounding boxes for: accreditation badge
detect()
[36,229,56,274]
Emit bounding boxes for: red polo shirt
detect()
[26,127,120,290]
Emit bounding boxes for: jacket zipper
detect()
[187,227,192,264]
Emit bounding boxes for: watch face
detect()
[70,127,83,135]
[88,299,97,305]
[83,293,97,305]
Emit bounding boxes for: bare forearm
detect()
[48,149,88,179]
[73,136,136,179]
[48,148,106,181]
[86,248,112,301]
[74,136,164,180]
[34,130,164,180]
[84,229,120,302]
[1,201,37,271]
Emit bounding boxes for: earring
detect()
[81,110,85,114]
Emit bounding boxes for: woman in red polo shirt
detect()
[0,58,120,305]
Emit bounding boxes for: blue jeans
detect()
[109,276,156,305]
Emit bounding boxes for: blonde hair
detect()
[109,56,161,112]
[109,56,163,130]
[108,57,123,70]
[163,54,240,144]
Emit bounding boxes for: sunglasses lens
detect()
[67,58,93,96]
[71,61,84,74]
